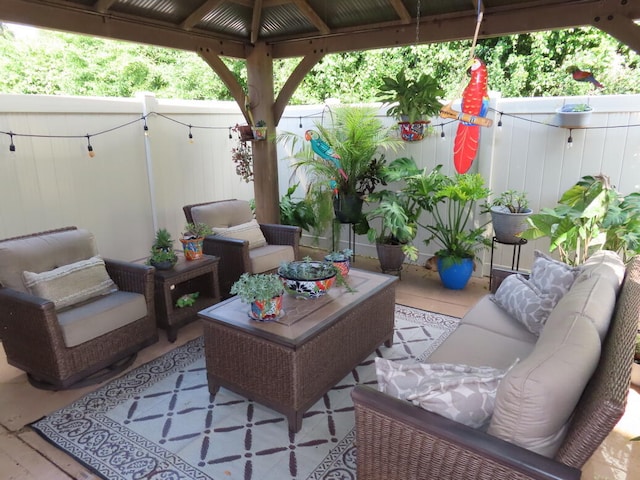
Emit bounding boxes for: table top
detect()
[135,252,218,280]
[198,268,397,348]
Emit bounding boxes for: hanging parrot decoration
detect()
[568,67,604,88]
[305,130,349,181]
[452,57,489,174]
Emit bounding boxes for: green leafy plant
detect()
[559,103,592,112]
[490,190,530,213]
[176,292,199,308]
[408,165,492,266]
[279,183,317,231]
[146,248,178,266]
[230,273,284,303]
[182,222,213,239]
[255,119,266,127]
[365,156,423,261]
[521,174,640,265]
[324,249,353,261]
[377,70,444,123]
[152,228,174,250]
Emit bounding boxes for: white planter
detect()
[555,105,593,128]
[490,206,532,244]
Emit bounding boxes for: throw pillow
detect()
[491,274,556,335]
[211,219,267,250]
[530,250,580,304]
[375,358,509,428]
[22,256,118,310]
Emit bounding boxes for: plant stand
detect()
[332,219,356,264]
[489,237,527,292]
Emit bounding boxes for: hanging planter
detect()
[251,120,267,141]
[555,104,593,128]
[333,193,364,224]
[398,121,429,142]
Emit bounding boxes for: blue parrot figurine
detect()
[305,130,348,181]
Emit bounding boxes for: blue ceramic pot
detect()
[437,256,474,290]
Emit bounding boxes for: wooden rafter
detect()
[251,0,263,45]
[180,0,224,31]
[291,0,330,35]
[93,0,116,14]
[389,0,411,24]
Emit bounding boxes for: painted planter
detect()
[180,237,204,260]
[279,263,337,299]
[324,255,350,276]
[252,126,267,140]
[555,105,593,128]
[398,121,428,142]
[490,206,532,244]
[249,294,284,321]
[437,256,474,290]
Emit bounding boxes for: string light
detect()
[86,135,95,157]
[143,116,149,136]
[188,125,194,143]
[567,129,573,149]
[8,133,15,152]
[497,112,503,128]
[440,125,446,140]
[229,127,233,139]
[299,116,303,128]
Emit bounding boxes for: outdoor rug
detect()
[30,305,459,480]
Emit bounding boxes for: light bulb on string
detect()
[9,133,16,153]
[299,117,303,128]
[228,127,233,139]
[86,135,95,158]
[188,125,194,143]
[498,112,503,129]
[567,129,573,149]
[440,125,445,141]
[142,117,149,136]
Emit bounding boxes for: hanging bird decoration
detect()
[305,130,348,181]
[568,66,604,89]
[451,57,490,174]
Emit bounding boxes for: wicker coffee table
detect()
[198,268,397,432]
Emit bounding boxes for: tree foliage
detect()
[1,23,639,101]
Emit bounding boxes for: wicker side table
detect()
[152,253,220,342]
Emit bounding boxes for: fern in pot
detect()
[230,273,285,321]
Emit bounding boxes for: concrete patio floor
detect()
[0,248,638,479]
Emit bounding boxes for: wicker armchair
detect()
[183,199,301,297]
[351,256,640,480]
[0,227,158,389]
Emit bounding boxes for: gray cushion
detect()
[212,219,267,249]
[0,229,97,293]
[249,244,295,273]
[530,250,580,304]
[22,256,117,310]
[191,200,253,228]
[461,296,539,344]
[375,358,509,428]
[57,291,147,347]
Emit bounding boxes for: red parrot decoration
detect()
[570,68,604,88]
[453,57,489,174]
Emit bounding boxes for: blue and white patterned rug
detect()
[31,305,459,480]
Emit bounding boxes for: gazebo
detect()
[2,0,639,223]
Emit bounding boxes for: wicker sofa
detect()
[0,227,158,389]
[352,251,639,480]
[183,199,301,297]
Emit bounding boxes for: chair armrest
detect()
[104,259,154,296]
[202,236,251,297]
[351,386,581,480]
[259,224,301,258]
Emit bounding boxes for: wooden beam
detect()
[180,0,224,31]
[250,0,263,45]
[291,0,330,35]
[198,48,250,122]
[388,0,411,24]
[273,51,325,124]
[93,0,117,14]
[593,15,640,54]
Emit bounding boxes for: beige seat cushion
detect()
[0,229,97,293]
[575,250,625,289]
[249,244,295,273]
[191,200,253,228]
[461,296,539,344]
[57,291,148,347]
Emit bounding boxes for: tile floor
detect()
[0,249,638,479]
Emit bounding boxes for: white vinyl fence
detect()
[1,92,638,275]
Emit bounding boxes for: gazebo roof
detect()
[2,0,640,58]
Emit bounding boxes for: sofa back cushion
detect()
[191,200,253,228]
[0,228,97,293]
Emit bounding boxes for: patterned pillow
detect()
[22,256,118,310]
[491,274,556,335]
[211,219,267,249]
[375,358,508,428]
[530,250,580,304]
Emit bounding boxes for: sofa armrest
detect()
[104,259,154,295]
[259,224,301,258]
[351,386,581,480]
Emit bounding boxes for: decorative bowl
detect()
[278,261,337,299]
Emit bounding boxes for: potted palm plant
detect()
[408,165,492,289]
[377,70,444,141]
[146,228,178,270]
[278,106,402,235]
[365,157,422,274]
[230,273,285,321]
[489,189,532,244]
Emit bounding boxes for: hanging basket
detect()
[398,121,428,142]
[555,105,593,128]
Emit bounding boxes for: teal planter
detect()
[437,257,474,290]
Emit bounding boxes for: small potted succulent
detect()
[323,248,353,276]
[230,272,285,321]
[488,190,532,244]
[252,120,267,141]
[146,228,178,270]
[180,222,213,260]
